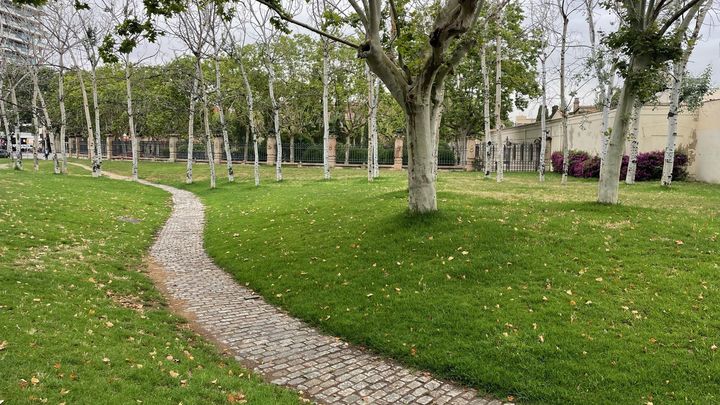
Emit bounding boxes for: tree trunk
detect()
[625,102,641,184]
[494,23,504,183]
[539,52,548,181]
[661,0,709,186]
[71,52,96,176]
[406,102,437,213]
[124,59,138,181]
[197,58,216,189]
[289,135,295,162]
[186,68,199,184]
[480,22,492,177]
[0,79,12,163]
[267,63,282,181]
[31,82,39,171]
[35,76,58,173]
[59,53,68,174]
[214,57,234,182]
[90,62,102,177]
[598,56,647,203]
[344,135,350,165]
[366,65,379,181]
[323,41,331,180]
[559,12,569,185]
[9,87,22,170]
[239,54,260,186]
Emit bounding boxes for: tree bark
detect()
[59,53,68,174]
[266,62,282,181]
[197,58,216,189]
[90,59,102,177]
[214,56,234,182]
[124,59,138,181]
[559,9,569,185]
[598,55,647,203]
[406,101,437,213]
[34,75,59,173]
[494,22,504,183]
[186,67,199,184]
[70,52,96,176]
[239,53,260,186]
[539,52,548,182]
[31,81,40,171]
[9,87,22,170]
[481,22,492,177]
[323,41,331,180]
[625,101,641,184]
[366,65,379,181]
[0,79,12,163]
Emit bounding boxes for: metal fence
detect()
[66,137,543,172]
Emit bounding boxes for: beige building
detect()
[500,92,720,184]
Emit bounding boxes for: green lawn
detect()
[0,161,302,404]
[84,160,720,403]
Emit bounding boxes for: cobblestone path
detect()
[80,164,506,405]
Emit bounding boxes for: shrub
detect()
[550,150,688,181]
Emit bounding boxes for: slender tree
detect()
[624,101,641,184]
[494,9,504,183]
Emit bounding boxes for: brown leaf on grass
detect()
[227,392,247,403]
[19,379,29,389]
[0,340,7,351]
[30,377,39,385]
[675,240,684,245]
[169,371,179,378]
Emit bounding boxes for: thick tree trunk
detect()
[539,53,548,181]
[186,68,199,184]
[598,56,647,203]
[322,42,331,180]
[197,58,216,189]
[267,64,282,181]
[214,57,234,182]
[59,54,68,174]
[494,26,504,183]
[239,55,260,186]
[625,102,641,184]
[406,102,437,213]
[124,59,138,181]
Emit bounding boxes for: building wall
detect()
[500,99,719,183]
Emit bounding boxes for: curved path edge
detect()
[71,163,508,405]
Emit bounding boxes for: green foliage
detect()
[680,66,714,112]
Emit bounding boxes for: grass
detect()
[74,160,720,402]
[0,160,302,404]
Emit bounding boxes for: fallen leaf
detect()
[31,377,39,385]
[538,335,545,343]
[0,341,7,351]
[105,322,114,328]
[675,240,684,245]
[169,371,179,378]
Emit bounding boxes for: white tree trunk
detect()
[539,52,548,182]
[0,79,11,162]
[71,52,97,176]
[559,12,569,185]
[31,81,40,171]
[406,102,437,213]
[625,102,641,184]
[366,64,379,181]
[124,59,138,181]
[322,41,331,180]
[494,24,504,183]
[9,87,22,170]
[661,0,710,186]
[90,62,102,176]
[480,22,492,177]
[214,57,234,182]
[35,75,59,173]
[267,64,282,181]
[599,72,615,165]
[59,53,68,174]
[197,58,216,189]
[598,56,647,203]
[186,68,199,184]
[239,56,260,186]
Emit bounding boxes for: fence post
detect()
[393,136,404,170]
[213,136,222,164]
[168,135,178,162]
[465,138,477,171]
[106,136,113,160]
[328,136,337,168]
[266,136,276,165]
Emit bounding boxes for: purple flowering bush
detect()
[550,150,688,181]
